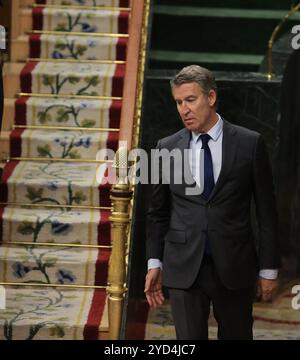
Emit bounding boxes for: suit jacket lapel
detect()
[176,128,195,186]
[208,119,238,201]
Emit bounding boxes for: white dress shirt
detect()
[148,114,278,280]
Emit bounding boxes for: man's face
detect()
[172,82,217,133]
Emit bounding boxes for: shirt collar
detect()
[191,113,223,143]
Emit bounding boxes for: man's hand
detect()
[257,277,279,302]
[144,268,165,308]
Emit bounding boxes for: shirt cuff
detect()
[148,258,163,271]
[259,269,278,280]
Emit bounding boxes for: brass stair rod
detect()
[32,4,131,12]
[5,157,113,164]
[0,282,107,290]
[27,58,126,65]
[267,2,300,79]
[30,30,129,38]
[3,241,112,250]
[13,125,120,132]
[0,202,111,211]
[18,93,123,101]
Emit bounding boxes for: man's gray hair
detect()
[170,65,217,96]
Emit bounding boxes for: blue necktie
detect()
[199,134,215,255]
[200,134,215,199]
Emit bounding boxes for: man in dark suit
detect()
[0,60,3,129]
[144,65,280,340]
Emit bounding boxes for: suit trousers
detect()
[168,255,255,340]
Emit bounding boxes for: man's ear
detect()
[208,90,217,108]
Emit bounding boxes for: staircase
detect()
[0,0,142,340]
[150,0,300,71]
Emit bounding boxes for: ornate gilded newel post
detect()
[108,147,132,340]
[107,0,150,339]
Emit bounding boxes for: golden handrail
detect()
[267,2,300,79]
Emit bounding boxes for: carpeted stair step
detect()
[0,286,108,340]
[35,0,130,6]
[15,96,122,129]
[17,6,130,36]
[0,160,112,207]
[2,99,16,131]
[11,34,128,62]
[3,62,125,98]
[31,6,129,34]
[20,61,125,97]
[145,284,300,340]
[0,206,111,246]
[0,244,110,286]
[11,36,30,62]
[29,33,128,61]
[9,128,119,159]
[3,63,25,98]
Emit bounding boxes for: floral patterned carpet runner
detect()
[0,0,129,339]
[145,279,300,340]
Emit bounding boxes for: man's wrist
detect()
[259,269,278,280]
[148,258,163,271]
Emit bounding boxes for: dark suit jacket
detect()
[147,120,280,290]
[0,63,3,128]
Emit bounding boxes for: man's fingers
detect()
[262,291,272,302]
[258,278,279,302]
[145,292,154,307]
[145,287,164,308]
[256,284,261,298]
[146,291,162,308]
[153,289,164,306]
[144,269,164,308]
[144,277,152,293]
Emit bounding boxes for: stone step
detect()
[0,131,10,160]
[150,50,264,72]
[0,286,108,339]
[2,99,16,132]
[3,62,24,98]
[10,36,29,62]
[155,0,294,10]
[151,50,264,65]
[151,9,299,57]
[154,5,300,20]
[20,0,36,7]
[16,9,32,38]
[0,160,113,207]
[0,206,111,246]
